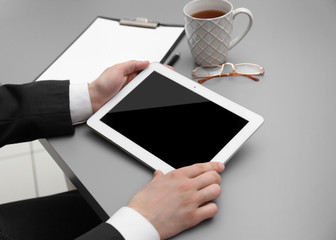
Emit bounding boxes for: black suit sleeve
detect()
[76,223,125,240]
[0,80,74,147]
[0,80,126,239]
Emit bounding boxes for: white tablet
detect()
[87,62,264,174]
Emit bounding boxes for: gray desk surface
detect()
[2,0,336,239]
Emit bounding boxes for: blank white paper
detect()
[37,17,184,83]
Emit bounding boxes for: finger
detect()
[164,64,174,70]
[196,184,221,204]
[180,162,225,178]
[120,61,150,87]
[194,170,221,190]
[119,60,150,75]
[151,170,164,182]
[194,202,219,223]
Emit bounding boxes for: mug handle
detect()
[229,8,253,49]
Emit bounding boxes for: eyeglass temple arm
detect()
[232,73,259,81]
[198,76,217,84]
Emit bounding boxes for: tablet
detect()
[87,62,264,174]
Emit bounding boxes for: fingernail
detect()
[217,162,225,172]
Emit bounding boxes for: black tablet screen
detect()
[101,71,248,169]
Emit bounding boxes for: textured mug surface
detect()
[184,0,253,65]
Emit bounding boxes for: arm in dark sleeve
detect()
[76,223,125,240]
[0,80,74,147]
[0,81,126,239]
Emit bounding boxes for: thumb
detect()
[121,60,150,75]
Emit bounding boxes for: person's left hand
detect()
[88,60,150,113]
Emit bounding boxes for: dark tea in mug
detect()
[191,10,226,19]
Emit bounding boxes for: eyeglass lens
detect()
[234,64,263,75]
[195,65,234,77]
[195,63,262,77]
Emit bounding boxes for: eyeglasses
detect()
[192,63,265,84]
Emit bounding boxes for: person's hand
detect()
[88,60,150,113]
[127,162,225,239]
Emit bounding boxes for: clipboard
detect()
[36,17,185,83]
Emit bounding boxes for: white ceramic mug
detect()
[183,0,253,65]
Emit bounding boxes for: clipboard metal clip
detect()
[119,17,159,29]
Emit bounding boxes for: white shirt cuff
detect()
[107,207,160,240]
[69,83,93,124]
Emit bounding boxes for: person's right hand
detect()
[127,162,225,239]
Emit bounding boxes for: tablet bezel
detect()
[87,62,264,174]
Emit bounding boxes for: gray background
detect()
[1,0,336,239]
